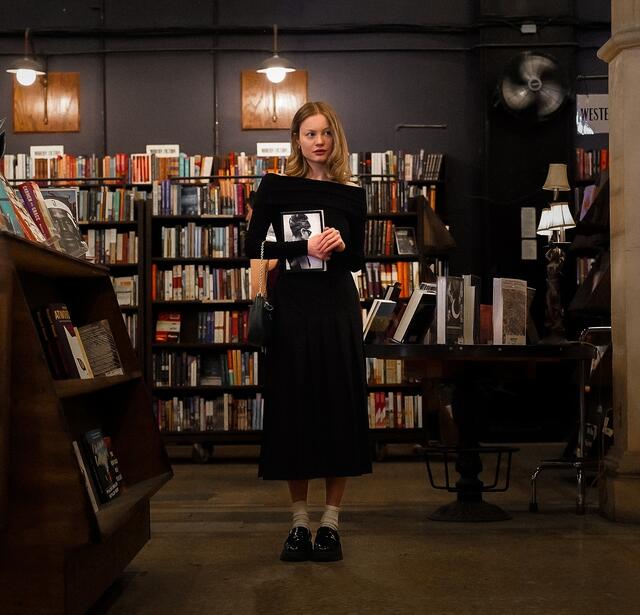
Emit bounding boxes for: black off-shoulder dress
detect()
[245,173,373,480]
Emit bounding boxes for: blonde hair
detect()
[285,101,351,183]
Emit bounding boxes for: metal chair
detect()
[529,326,612,514]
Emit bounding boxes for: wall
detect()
[0,0,610,280]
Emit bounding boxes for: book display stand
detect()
[0,232,172,614]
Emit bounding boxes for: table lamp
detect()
[542,163,571,201]
[537,200,576,344]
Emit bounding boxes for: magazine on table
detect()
[282,210,326,271]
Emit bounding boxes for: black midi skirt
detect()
[258,269,373,480]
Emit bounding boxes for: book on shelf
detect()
[363,299,397,343]
[383,281,402,302]
[436,276,464,344]
[17,181,61,250]
[38,186,88,258]
[462,274,481,345]
[112,275,138,307]
[82,428,122,504]
[71,440,100,513]
[479,304,493,344]
[77,319,124,377]
[394,227,418,255]
[0,175,46,242]
[492,278,527,345]
[391,283,437,343]
[41,303,94,379]
[155,312,182,343]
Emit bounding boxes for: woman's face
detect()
[297,113,334,166]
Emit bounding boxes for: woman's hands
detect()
[307,227,345,261]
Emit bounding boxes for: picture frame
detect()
[394,227,418,255]
[282,209,326,271]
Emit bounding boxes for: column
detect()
[597,0,640,521]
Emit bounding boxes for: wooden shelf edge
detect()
[55,371,143,398]
[95,472,173,536]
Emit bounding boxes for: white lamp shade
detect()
[537,208,553,237]
[257,54,296,83]
[548,202,575,230]
[543,163,570,192]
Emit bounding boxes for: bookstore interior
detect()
[3,1,637,613]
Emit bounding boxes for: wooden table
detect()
[365,342,597,519]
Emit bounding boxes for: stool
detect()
[420,445,519,522]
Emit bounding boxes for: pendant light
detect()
[257,24,296,84]
[6,28,45,86]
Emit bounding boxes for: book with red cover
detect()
[155,312,181,342]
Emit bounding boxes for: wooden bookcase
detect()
[144,180,263,458]
[360,176,447,448]
[0,231,172,615]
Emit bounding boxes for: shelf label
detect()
[257,142,291,157]
[146,144,180,158]
[30,145,64,159]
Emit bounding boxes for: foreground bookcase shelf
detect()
[0,232,172,615]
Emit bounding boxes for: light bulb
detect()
[16,68,37,86]
[265,67,287,84]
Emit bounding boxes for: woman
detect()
[246,101,372,563]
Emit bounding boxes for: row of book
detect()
[154,394,264,432]
[34,303,124,379]
[575,147,609,181]
[152,179,253,217]
[368,392,423,430]
[365,358,417,385]
[358,261,420,300]
[2,150,443,184]
[154,310,250,344]
[112,275,139,307]
[151,264,251,302]
[0,176,88,258]
[365,220,417,257]
[121,312,138,350]
[349,151,444,182]
[159,223,245,259]
[363,276,533,347]
[77,186,147,222]
[84,228,138,265]
[152,350,259,387]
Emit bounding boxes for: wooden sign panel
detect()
[13,72,80,133]
[241,70,307,130]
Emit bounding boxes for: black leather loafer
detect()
[312,526,343,562]
[280,526,313,562]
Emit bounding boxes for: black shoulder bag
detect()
[247,240,274,347]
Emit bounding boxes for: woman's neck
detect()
[305,161,329,181]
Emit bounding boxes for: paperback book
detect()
[82,428,121,504]
[282,210,326,271]
[77,319,124,377]
[391,283,437,343]
[493,278,527,345]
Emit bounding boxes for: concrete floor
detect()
[91,444,640,615]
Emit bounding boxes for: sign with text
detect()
[146,144,180,158]
[30,145,64,159]
[257,142,291,157]
[576,94,609,135]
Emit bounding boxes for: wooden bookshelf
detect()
[0,232,172,614]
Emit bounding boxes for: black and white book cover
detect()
[39,187,88,258]
[394,227,418,255]
[282,209,326,271]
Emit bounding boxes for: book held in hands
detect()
[282,210,326,271]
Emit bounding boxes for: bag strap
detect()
[257,240,268,297]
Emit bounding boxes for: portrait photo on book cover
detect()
[282,209,326,271]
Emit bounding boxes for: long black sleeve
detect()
[245,175,308,260]
[329,206,365,272]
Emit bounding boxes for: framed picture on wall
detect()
[241,70,307,130]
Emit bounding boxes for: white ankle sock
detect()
[291,500,310,530]
[320,505,340,531]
